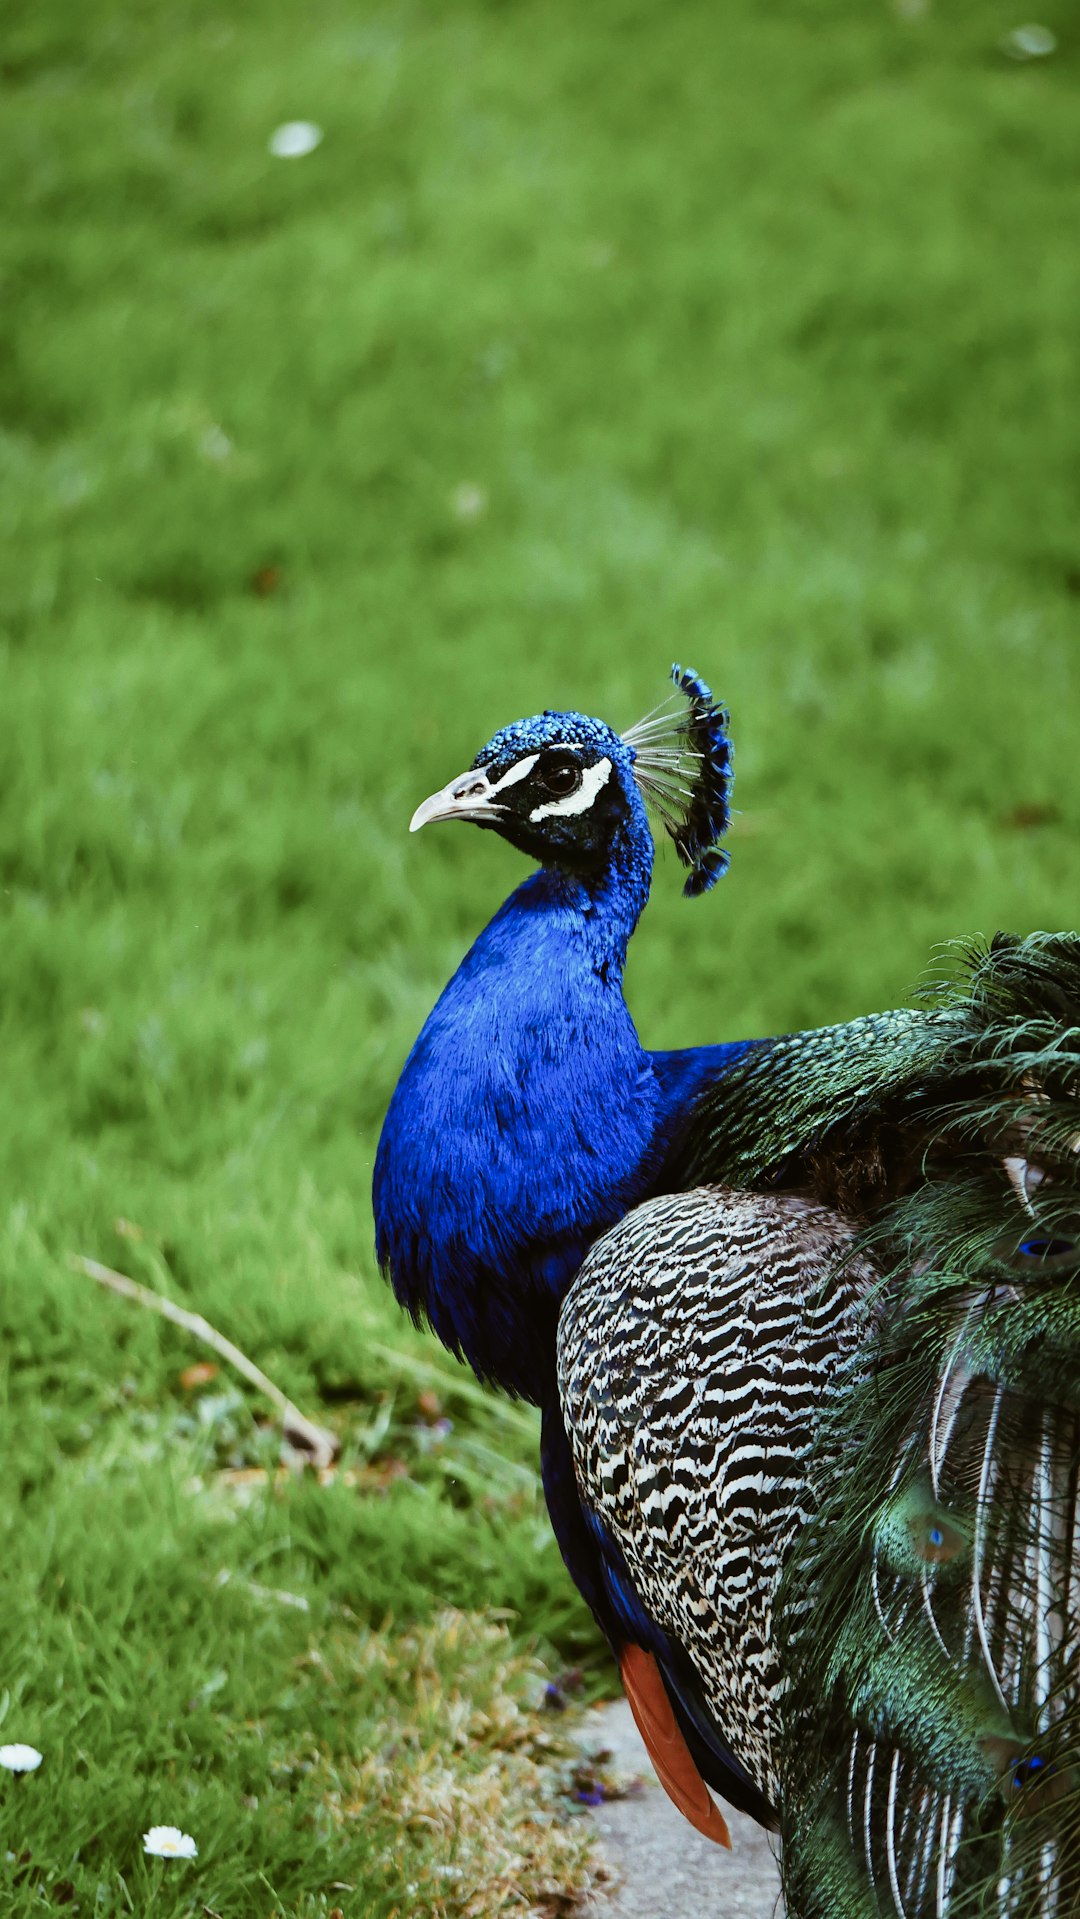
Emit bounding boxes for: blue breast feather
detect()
[372,734,761,1818]
[373,858,753,1399]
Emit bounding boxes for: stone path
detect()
[578,1698,784,1919]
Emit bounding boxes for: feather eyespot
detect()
[1018,1238,1076,1262]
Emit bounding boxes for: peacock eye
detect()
[540,762,583,798]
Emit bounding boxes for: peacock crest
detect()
[622,665,734,897]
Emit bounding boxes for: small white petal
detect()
[268,121,323,159]
[200,424,233,464]
[1001,23,1057,58]
[143,1825,198,1859]
[0,1744,43,1773]
[451,482,487,522]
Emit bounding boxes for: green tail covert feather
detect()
[760,933,1080,1914]
[557,931,1080,1914]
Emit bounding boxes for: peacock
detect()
[373,666,1080,1915]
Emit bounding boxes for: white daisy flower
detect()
[0,1744,43,1774]
[142,1826,198,1859]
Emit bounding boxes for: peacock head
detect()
[409,665,733,898]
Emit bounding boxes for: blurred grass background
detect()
[1,0,1078,1911]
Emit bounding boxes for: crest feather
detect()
[621,665,733,897]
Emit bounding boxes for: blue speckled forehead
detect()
[471,709,635,776]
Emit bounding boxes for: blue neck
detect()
[373,804,759,1400]
[523,805,655,974]
[373,811,659,1399]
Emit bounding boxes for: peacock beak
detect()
[409,767,503,833]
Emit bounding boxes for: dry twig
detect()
[69,1253,340,1469]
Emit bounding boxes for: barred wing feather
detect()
[559,933,1080,1918]
[558,1188,876,1803]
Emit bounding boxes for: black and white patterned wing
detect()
[557,1186,875,1801]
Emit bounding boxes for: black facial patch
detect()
[482,743,626,872]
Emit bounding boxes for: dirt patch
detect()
[578,1697,784,1919]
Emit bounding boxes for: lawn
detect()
[1,0,1078,1912]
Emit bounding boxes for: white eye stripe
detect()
[529,757,613,822]
[492,752,539,791]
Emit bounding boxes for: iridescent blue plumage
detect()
[373,674,762,1823]
[375,705,655,1394]
[373,684,746,1397]
[471,708,636,774]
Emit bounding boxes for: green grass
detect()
[2,0,1078,1910]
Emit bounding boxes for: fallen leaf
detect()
[180,1362,220,1391]
[1002,802,1062,831]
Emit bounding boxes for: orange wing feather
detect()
[618,1643,733,1848]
